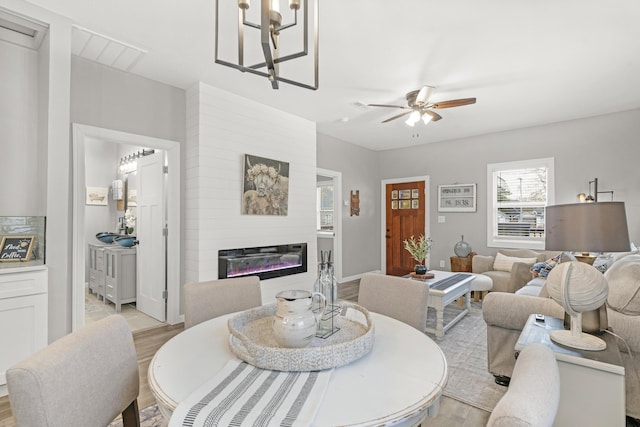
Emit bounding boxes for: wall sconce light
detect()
[214,0,319,90]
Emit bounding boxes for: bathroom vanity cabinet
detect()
[103,247,136,312]
[88,243,107,300]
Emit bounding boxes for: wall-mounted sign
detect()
[438,184,477,212]
[0,236,35,262]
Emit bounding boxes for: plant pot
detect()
[414,265,428,275]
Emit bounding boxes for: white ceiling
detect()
[24,0,640,151]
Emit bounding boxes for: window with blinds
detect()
[487,158,555,249]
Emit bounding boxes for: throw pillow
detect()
[493,252,538,272]
[593,254,615,274]
[605,254,640,315]
[530,253,561,278]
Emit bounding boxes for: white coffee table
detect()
[408,270,474,338]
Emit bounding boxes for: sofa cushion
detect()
[493,252,538,272]
[516,277,547,297]
[605,254,640,315]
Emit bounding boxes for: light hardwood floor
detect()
[0,280,491,426]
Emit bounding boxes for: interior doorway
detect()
[72,124,181,332]
[381,176,430,276]
[316,168,342,282]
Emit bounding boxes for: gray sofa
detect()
[482,252,640,419]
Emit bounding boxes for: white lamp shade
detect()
[546,261,608,313]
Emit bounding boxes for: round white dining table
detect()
[149,310,448,427]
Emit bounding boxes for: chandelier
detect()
[214,0,319,90]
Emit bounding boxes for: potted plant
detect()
[403,234,433,274]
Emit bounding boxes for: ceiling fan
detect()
[368,86,476,126]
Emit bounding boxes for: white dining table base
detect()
[149,310,448,427]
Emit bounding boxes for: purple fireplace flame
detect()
[218,243,307,280]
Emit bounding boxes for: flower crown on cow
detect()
[246,163,281,182]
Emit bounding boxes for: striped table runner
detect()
[169,359,333,427]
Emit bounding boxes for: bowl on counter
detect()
[114,236,138,247]
[95,232,120,244]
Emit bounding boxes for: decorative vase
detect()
[414,264,428,275]
[454,235,472,257]
[273,290,326,348]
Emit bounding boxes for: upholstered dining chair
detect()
[357,272,429,332]
[184,276,262,329]
[487,343,560,427]
[7,315,140,427]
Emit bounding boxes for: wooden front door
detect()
[385,180,426,276]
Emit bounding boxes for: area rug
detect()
[426,304,506,412]
[109,404,167,427]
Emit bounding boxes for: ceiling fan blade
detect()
[382,111,412,123]
[430,98,477,109]
[424,109,443,122]
[367,104,410,109]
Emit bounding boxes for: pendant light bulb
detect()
[422,113,433,124]
[271,0,280,13]
[405,110,421,126]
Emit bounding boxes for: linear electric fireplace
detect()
[218,243,307,280]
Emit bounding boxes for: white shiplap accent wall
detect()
[185,82,318,302]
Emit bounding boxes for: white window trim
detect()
[316,182,334,231]
[486,157,555,250]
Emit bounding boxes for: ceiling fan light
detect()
[405,111,421,126]
[422,113,433,124]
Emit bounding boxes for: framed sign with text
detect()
[438,184,477,212]
[0,236,35,262]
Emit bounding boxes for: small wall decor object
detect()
[350,190,360,216]
[86,187,108,206]
[438,183,476,212]
[242,154,290,216]
[0,236,35,262]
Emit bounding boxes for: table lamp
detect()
[545,202,630,351]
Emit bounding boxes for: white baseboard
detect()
[339,270,382,284]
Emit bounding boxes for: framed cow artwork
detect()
[242,154,290,216]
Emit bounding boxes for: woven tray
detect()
[228,302,374,371]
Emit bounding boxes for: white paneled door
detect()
[136,151,166,321]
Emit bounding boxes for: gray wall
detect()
[71,56,186,142]
[0,40,41,215]
[317,134,381,278]
[317,108,640,277]
[379,108,640,271]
